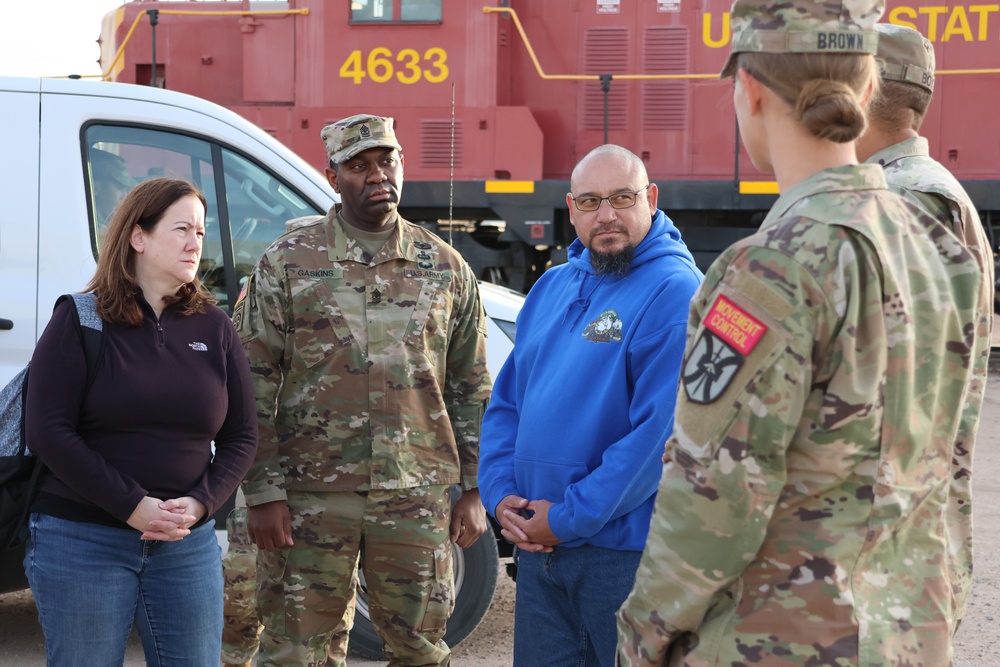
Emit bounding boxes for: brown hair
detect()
[86,178,214,326]
[738,52,878,143]
[868,80,932,132]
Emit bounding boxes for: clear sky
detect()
[0,1,243,80]
[0,1,128,79]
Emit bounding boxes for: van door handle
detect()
[0,319,12,330]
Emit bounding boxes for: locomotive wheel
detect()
[348,532,500,659]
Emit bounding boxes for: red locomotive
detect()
[99,0,1000,293]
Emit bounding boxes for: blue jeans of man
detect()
[24,513,223,667]
[514,544,642,667]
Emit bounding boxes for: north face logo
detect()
[188,342,208,352]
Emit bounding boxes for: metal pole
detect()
[449,81,455,246]
[733,104,740,204]
[149,9,160,87]
[600,74,612,145]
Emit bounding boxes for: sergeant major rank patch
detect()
[682,295,766,404]
[582,309,623,343]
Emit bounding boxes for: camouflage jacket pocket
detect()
[290,280,356,370]
[402,279,454,357]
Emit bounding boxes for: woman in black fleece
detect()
[24,178,258,666]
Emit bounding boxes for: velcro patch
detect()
[682,331,744,404]
[703,295,767,356]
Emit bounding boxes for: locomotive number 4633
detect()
[339,47,449,85]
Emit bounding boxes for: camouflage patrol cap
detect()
[321,114,402,165]
[719,0,885,78]
[876,23,935,93]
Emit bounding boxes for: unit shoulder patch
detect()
[682,296,768,404]
[703,294,767,355]
[682,330,744,404]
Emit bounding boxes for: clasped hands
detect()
[496,494,560,553]
[127,495,206,541]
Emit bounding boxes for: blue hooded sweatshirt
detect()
[479,209,703,551]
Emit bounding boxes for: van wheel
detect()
[348,533,499,659]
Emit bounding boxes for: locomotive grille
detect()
[583,27,629,131]
[643,27,690,131]
[420,120,465,169]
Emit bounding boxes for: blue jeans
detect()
[514,544,642,667]
[24,513,223,667]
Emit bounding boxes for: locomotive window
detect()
[351,0,442,22]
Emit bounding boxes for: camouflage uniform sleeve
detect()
[233,252,292,506]
[617,239,849,665]
[445,262,491,490]
[893,177,994,621]
[944,197,993,620]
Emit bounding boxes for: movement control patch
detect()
[682,295,767,404]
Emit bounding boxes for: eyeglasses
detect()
[570,184,651,212]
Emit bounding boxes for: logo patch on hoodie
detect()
[582,309,623,343]
[188,342,208,352]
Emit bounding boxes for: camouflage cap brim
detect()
[876,23,935,92]
[720,29,879,78]
[719,0,885,78]
[878,59,934,92]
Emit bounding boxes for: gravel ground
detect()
[2,374,999,666]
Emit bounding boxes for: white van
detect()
[0,76,520,657]
[0,76,336,383]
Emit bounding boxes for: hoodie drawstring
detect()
[562,274,605,328]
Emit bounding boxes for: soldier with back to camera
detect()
[617,1,987,664]
[855,25,995,630]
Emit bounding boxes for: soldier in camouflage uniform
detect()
[232,114,492,667]
[856,24,995,629]
[616,1,986,665]
[221,507,262,666]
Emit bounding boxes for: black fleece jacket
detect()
[26,296,257,528]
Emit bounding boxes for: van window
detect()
[84,125,324,311]
[220,148,318,287]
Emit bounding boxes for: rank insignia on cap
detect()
[360,124,372,138]
[682,295,767,404]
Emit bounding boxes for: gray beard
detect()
[591,245,634,277]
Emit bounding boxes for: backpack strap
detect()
[56,293,106,391]
[13,295,107,545]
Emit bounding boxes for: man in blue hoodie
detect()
[478,144,703,666]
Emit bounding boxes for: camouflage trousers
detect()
[256,487,455,667]
[221,507,262,665]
